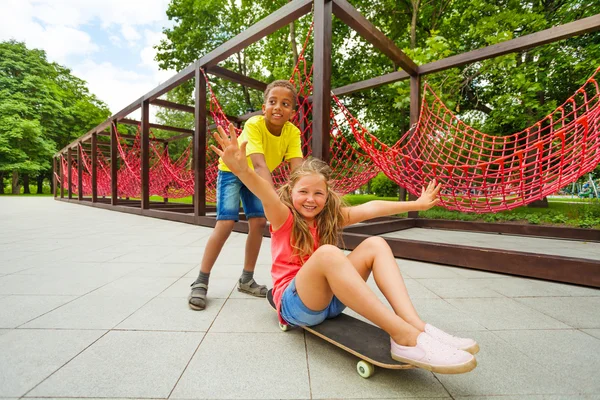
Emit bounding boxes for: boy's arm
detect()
[249,153,275,190]
[342,181,441,227]
[289,157,302,171]
[212,124,289,230]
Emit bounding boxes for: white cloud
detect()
[0,0,179,116]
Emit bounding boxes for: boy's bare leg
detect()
[346,236,425,331]
[294,244,421,346]
[189,220,234,310]
[199,220,235,274]
[238,217,267,297]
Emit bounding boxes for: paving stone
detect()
[159,276,236,299]
[493,329,600,394]
[28,331,202,398]
[582,329,600,340]
[85,275,178,298]
[395,259,463,279]
[171,332,310,399]
[123,262,198,277]
[307,334,450,399]
[210,298,281,333]
[515,297,600,328]
[411,298,487,332]
[445,298,570,330]
[0,329,105,397]
[0,274,111,296]
[0,295,76,328]
[435,331,579,397]
[117,296,225,331]
[21,295,149,329]
[416,278,504,298]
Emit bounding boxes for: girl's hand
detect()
[415,180,442,211]
[210,123,249,176]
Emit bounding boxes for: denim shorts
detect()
[280,278,346,327]
[216,170,265,221]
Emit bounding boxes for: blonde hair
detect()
[263,80,297,107]
[278,158,346,262]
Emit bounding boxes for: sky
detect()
[0,0,178,120]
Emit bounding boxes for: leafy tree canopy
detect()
[0,40,110,183]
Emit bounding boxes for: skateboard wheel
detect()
[356,360,375,378]
[279,322,290,332]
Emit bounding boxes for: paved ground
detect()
[1,197,599,400]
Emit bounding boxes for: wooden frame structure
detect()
[54,0,600,288]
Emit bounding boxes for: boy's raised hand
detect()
[210,123,249,175]
[415,180,442,211]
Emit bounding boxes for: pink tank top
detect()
[270,209,318,323]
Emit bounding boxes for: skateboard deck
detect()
[267,289,414,377]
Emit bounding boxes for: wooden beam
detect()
[77,143,83,201]
[408,75,421,218]
[206,65,268,92]
[312,0,333,162]
[110,121,118,206]
[141,100,150,210]
[150,99,195,113]
[332,0,417,76]
[59,155,64,198]
[91,132,98,203]
[194,68,207,217]
[117,118,192,137]
[198,0,313,67]
[333,70,410,96]
[420,13,600,75]
[67,148,73,199]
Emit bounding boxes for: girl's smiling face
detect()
[290,174,328,224]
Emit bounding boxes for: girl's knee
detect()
[314,244,345,260]
[364,236,390,250]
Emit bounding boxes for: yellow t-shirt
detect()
[218,115,303,172]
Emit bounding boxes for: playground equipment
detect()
[52,0,600,288]
[578,175,599,198]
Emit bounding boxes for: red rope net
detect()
[203,23,378,198]
[354,67,600,212]
[56,125,196,199]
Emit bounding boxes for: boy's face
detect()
[262,86,296,130]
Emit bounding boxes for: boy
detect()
[188,80,303,310]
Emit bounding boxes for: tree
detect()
[0,41,110,194]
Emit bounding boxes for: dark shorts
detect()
[280,278,346,327]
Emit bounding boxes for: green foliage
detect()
[0,40,110,189]
[370,173,399,197]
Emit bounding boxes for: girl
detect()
[211,123,478,374]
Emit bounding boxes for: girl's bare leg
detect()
[346,236,425,331]
[294,244,421,346]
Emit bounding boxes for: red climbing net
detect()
[354,67,600,212]
[56,124,195,199]
[203,23,379,198]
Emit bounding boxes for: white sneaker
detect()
[390,333,476,374]
[425,323,479,354]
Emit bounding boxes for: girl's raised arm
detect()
[211,123,290,230]
[342,180,441,227]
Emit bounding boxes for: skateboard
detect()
[267,289,414,378]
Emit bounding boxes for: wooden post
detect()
[110,121,118,205]
[141,100,150,209]
[163,142,169,204]
[67,147,73,199]
[59,155,64,198]
[77,143,83,200]
[194,67,207,217]
[91,132,98,202]
[312,0,332,162]
[408,74,421,218]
